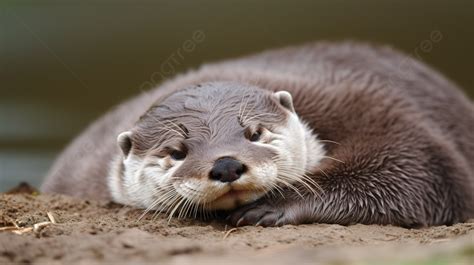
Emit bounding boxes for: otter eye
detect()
[249,131,261,142]
[170,150,186,160]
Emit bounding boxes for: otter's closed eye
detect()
[246,127,263,142]
[170,150,186,160]
[249,131,261,142]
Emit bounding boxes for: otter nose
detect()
[209,157,246,183]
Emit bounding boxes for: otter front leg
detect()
[227,172,455,227]
[227,187,412,227]
[227,182,429,228]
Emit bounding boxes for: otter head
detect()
[109,82,325,217]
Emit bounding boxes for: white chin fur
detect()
[175,162,278,210]
[268,112,326,174]
[108,154,183,209]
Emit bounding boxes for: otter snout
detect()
[209,157,247,183]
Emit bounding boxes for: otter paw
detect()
[228,202,290,227]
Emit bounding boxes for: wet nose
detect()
[209,157,246,183]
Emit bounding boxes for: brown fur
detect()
[42,42,474,227]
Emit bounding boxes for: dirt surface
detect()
[0,186,473,265]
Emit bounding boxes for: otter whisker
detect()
[277,172,309,193]
[183,193,200,220]
[167,196,187,222]
[174,184,202,220]
[147,188,180,220]
[178,197,191,219]
[152,186,183,221]
[318,139,341,145]
[243,113,279,125]
[263,180,286,199]
[202,201,209,221]
[317,168,330,178]
[238,92,250,123]
[297,176,323,200]
[239,93,253,124]
[300,173,324,195]
[286,171,323,197]
[273,161,324,196]
[271,184,285,199]
[175,182,203,220]
[280,171,320,196]
[273,176,304,199]
[151,185,177,204]
[139,187,176,221]
[272,155,324,199]
[160,195,181,218]
[191,199,201,219]
[244,181,274,200]
[241,92,260,124]
[195,189,209,220]
[322,156,345,164]
[192,196,202,219]
[199,199,207,220]
[148,115,186,138]
[165,119,188,138]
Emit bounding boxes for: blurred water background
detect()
[1,0,473,191]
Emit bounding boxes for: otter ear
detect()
[274,91,295,113]
[117,131,133,158]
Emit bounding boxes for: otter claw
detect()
[229,202,287,227]
[236,217,245,227]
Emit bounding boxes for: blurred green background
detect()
[1,0,473,191]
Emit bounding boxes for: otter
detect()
[41,42,474,227]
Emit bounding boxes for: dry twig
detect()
[223,228,238,239]
[12,227,33,235]
[47,212,57,224]
[33,221,52,233]
[0,226,18,232]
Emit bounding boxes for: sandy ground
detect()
[0,184,473,265]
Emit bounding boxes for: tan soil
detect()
[0,185,473,265]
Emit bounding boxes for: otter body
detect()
[42,42,474,227]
